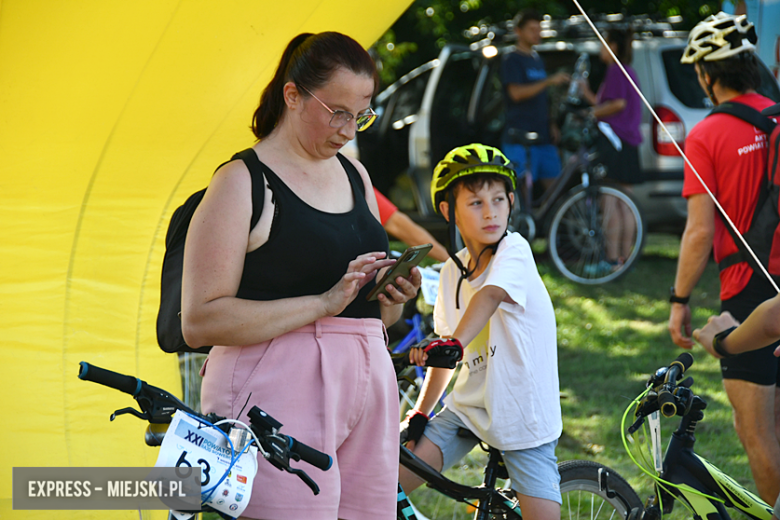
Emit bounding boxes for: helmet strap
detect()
[445,194,507,309]
[698,65,719,105]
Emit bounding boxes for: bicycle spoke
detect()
[549,186,644,284]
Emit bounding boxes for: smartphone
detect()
[366,244,433,301]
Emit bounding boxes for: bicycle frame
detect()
[625,359,774,520]
[655,398,773,520]
[513,145,590,225]
[398,443,522,520]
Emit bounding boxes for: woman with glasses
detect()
[182,32,419,520]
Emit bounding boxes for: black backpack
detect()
[156,148,266,354]
[708,101,780,283]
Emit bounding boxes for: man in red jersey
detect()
[668,12,780,503]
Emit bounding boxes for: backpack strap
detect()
[762,103,780,118]
[707,102,776,273]
[709,101,777,135]
[233,148,266,230]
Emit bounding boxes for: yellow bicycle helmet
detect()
[431,143,517,214]
[681,12,757,64]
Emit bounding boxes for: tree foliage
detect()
[373,0,720,86]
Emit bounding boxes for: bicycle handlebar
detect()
[628,353,697,432]
[78,360,330,495]
[289,437,332,471]
[245,407,332,472]
[657,353,693,418]
[78,361,143,397]
[390,339,462,373]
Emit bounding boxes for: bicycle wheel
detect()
[508,210,537,242]
[559,460,642,520]
[548,184,644,284]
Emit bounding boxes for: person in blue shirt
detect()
[501,9,569,190]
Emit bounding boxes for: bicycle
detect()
[391,349,642,520]
[614,352,774,520]
[77,361,331,520]
[508,54,645,285]
[547,352,775,520]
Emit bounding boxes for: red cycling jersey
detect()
[373,188,398,226]
[682,92,776,300]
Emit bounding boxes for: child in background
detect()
[399,144,562,519]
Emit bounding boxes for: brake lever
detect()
[627,393,660,434]
[398,374,418,387]
[289,467,320,495]
[110,407,149,421]
[259,435,322,495]
[627,415,645,435]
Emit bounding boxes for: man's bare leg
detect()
[723,378,780,503]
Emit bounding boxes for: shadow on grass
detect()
[535,235,751,507]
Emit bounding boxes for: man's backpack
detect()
[156,148,267,354]
[708,101,780,283]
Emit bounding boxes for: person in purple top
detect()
[582,28,643,182]
[581,28,643,270]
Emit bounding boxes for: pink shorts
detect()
[200,317,399,520]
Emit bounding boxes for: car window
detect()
[357,69,432,195]
[389,72,429,124]
[430,52,483,163]
[475,59,506,146]
[757,65,780,102]
[663,50,713,108]
[663,49,780,107]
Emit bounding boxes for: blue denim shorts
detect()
[501,143,562,181]
[422,407,562,504]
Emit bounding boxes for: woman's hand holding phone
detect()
[373,264,422,307]
[366,244,431,303]
[321,251,394,317]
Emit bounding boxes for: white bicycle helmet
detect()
[681,11,757,64]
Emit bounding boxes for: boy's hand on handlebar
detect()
[323,252,395,316]
[410,338,463,367]
[693,311,740,359]
[376,266,422,307]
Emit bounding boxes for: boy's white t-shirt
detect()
[434,232,562,451]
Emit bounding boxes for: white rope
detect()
[569,0,780,294]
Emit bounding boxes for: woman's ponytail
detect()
[252,33,312,140]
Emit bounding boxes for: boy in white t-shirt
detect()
[399,143,562,519]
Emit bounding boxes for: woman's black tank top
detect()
[236,154,388,319]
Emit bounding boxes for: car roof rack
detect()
[464,13,686,50]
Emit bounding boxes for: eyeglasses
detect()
[298,85,377,132]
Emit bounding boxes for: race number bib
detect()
[155,411,258,519]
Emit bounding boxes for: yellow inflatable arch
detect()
[0,1,411,518]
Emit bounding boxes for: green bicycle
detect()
[562,352,774,520]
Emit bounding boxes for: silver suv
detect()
[357,19,780,234]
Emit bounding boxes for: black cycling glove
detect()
[401,410,429,444]
[421,338,463,368]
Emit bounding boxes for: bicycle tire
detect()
[509,208,537,242]
[559,460,642,520]
[548,184,644,284]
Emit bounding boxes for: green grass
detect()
[406,233,756,519]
